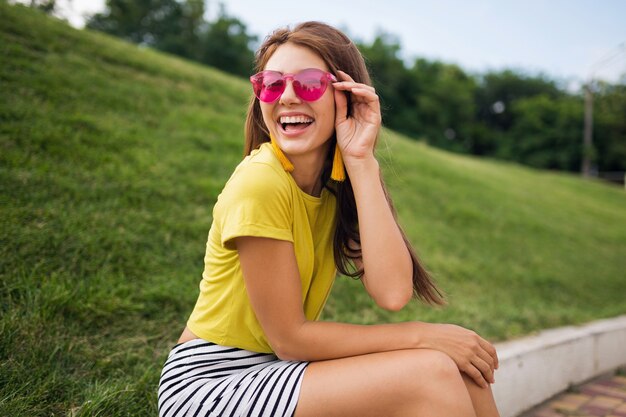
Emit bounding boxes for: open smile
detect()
[276,114,315,137]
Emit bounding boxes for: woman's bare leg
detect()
[294,348,477,417]
[461,372,501,417]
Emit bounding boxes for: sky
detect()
[30,0,626,90]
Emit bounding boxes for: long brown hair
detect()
[244,21,446,306]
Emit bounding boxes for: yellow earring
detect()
[270,133,344,181]
[269,133,294,172]
[331,142,345,182]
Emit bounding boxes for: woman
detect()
[158,21,501,417]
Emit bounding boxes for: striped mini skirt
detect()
[157,339,309,417]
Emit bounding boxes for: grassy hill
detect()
[1,3,625,416]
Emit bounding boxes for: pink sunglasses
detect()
[250,68,337,103]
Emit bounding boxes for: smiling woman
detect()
[256,43,339,193]
[156,21,501,417]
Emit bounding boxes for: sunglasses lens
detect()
[294,69,327,101]
[251,71,284,102]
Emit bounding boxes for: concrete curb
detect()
[492,314,626,417]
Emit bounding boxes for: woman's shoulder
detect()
[235,142,286,180]
[221,143,290,200]
[213,143,294,233]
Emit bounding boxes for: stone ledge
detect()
[491,314,626,417]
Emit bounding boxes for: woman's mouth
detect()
[277,115,315,136]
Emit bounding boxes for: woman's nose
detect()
[279,80,301,105]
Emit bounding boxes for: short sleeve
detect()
[214,161,293,250]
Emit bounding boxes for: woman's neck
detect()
[290,159,324,196]
[287,143,331,197]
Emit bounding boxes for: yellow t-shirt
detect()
[186,142,338,353]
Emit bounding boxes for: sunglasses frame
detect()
[250,68,337,103]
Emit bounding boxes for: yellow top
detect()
[186,142,338,353]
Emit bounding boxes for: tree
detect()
[86,1,257,77]
[469,70,565,156]
[503,94,583,171]
[594,81,626,172]
[474,70,563,132]
[86,0,196,58]
[200,3,257,77]
[356,31,411,129]
[177,0,206,61]
[28,0,56,13]
[357,32,476,152]
[408,59,476,152]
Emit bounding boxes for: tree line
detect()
[356,31,625,177]
[29,0,626,179]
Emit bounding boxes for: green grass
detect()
[1,3,625,416]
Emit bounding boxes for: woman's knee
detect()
[385,349,475,415]
[398,349,463,390]
[403,349,458,374]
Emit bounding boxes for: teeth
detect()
[279,115,314,124]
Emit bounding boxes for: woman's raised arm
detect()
[345,157,414,311]
[333,70,414,310]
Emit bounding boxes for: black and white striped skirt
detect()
[158,339,309,417]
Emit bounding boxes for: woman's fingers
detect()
[464,354,496,388]
[333,84,380,113]
[333,84,378,98]
[336,69,354,82]
[471,354,495,384]
[470,333,498,379]
[479,337,500,369]
[345,87,379,103]
[470,334,499,386]
[461,360,490,388]
[334,70,376,92]
[333,80,381,129]
[425,323,499,389]
[475,346,496,378]
[332,81,376,94]
[332,71,381,127]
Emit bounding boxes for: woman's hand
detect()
[332,70,381,164]
[418,322,500,389]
